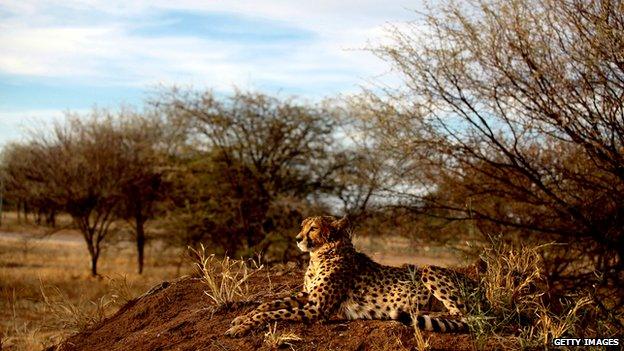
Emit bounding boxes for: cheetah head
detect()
[295,216,350,252]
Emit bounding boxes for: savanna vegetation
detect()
[1,0,622,349]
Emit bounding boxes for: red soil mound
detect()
[50,268,505,351]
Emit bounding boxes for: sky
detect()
[0,0,425,147]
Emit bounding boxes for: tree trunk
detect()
[90,252,99,276]
[46,209,56,228]
[35,210,42,225]
[24,203,29,223]
[135,210,146,274]
[85,231,99,277]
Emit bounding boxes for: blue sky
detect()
[0,0,423,146]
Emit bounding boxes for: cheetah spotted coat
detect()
[225,216,472,337]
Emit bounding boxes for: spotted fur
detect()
[225,216,473,337]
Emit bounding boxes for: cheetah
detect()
[225,215,475,337]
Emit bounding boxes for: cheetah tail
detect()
[398,312,468,333]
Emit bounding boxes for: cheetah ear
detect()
[331,215,350,233]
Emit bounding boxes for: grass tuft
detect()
[464,236,596,349]
[189,244,264,307]
[40,284,110,336]
[106,274,136,306]
[263,322,302,350]
[412,322,431,351]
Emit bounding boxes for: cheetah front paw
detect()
[225,324,251,338]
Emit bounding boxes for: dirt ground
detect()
[49,267,515,351]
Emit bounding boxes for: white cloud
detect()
[0,1,432,146]
[0,1,421,93]
[0,25,116,77]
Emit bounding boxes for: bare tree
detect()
[15,113,131,276]
[160,90,337,254]
[2,110,180,275]
[360,0,624,296]
[114,111,176,274]
[322,150,382,217]
[1,143,59,227]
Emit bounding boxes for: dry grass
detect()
[463,236,598,350]
[0,211,74,236]
[0,217,187,351]
[39,285,110,343]
[530,296,593,346]
[480,239,546,314]
[406,291,431,351]
[189,244,264,307]
[412,323,431,351]
[405,268,431,350]
[263,323,302,350]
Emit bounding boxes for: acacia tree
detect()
[27,114,131,276]
[361,0,624,294]
[114,112,176,274]
[1,143,42,221]
[161,90,337,254]
[2,111,176,275]
[1,143,59,226]
[54,111,126,276]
